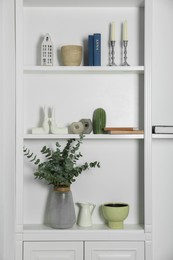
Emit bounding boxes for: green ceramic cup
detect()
[102,203,129,229]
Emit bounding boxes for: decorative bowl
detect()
[61,45,82,66]
[102,203,129,229]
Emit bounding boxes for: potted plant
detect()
[23,134,100,229]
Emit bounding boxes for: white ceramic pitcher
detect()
[77,202,96,227]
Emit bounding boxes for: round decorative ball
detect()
[61,45,82,66]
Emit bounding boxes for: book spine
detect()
[152,126,156,133]
[88,35,94,66]
[93,33,101,66]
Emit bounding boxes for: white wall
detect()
[152,0,173,125]
[0,0,4,257]
[0,0,15,259]
[152,0,173,259]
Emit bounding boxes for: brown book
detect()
[107,130,144,134]
[104,127,136,131]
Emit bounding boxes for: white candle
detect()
[111,22,116,41]
[123,20,128,41]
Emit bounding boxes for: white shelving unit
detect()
[15,0,152,259]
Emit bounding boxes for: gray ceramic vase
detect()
[48,187,76,229]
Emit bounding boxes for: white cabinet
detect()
[24,241,144,260]
[85,241,144,260]
[15,0,152,259]
[24,242,83,260]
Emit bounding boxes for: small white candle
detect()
[123,20,128,41]
[111,22,116,41]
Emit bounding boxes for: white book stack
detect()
[152,125,173,134]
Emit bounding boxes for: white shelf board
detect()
[23,224,145,241]
[24,134,144,140]
[24,66,144,74]
[23,0,144,8]
[152,134,173,139]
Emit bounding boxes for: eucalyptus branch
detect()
[23,135,100,187]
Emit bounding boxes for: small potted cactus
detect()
[93,108,106,134]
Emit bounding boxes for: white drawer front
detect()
[24,241,83,260]
[85,241,144,260]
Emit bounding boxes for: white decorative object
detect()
[32,107,49,134]
[77,202,96,227]
[41,33,53,66]
[50,107,68,134]
[79,119,93,134]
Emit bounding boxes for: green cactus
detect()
[93,108,106,134]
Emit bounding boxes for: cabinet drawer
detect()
[85,241,144,260]
[23,241,83,260]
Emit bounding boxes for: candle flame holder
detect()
[122,40,130,66]
[109,41,117,66]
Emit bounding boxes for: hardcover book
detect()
[88,35,94,66]
[152,125,173,134]
[93,33,101,66]
[104,127,137,131]
[104,127,143,134]
[106,130,144,134]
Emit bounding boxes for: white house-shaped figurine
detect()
[41,33,53,66]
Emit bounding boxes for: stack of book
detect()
[104,127,144,134]
[88,33,101,66]
[152,125,173,134]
